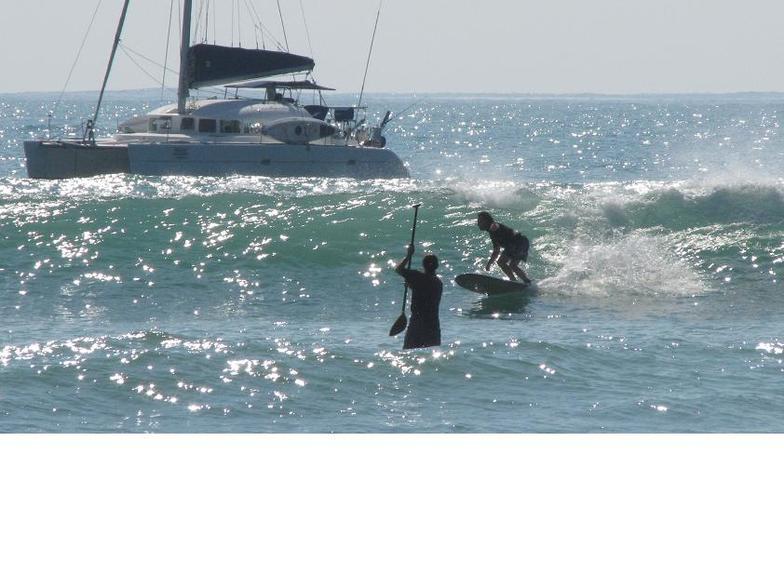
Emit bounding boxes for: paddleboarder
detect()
[477,211,531,284]
[395,244,442,349]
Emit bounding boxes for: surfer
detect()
[395,244,442,349]
[477,211,531,284]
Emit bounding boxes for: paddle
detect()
[389,203,421,336]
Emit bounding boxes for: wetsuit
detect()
[400,269,442,349]
[490,222,529,262]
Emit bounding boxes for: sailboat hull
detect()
[127,142,409,179]
[25,140,409,180]
[24,140,130,179]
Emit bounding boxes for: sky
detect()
[1,0,784,95]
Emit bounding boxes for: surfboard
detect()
[455,273,528,295]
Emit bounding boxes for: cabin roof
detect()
[144,99,305,120]
[223,79,335,91]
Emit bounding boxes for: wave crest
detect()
[539,233,706,297]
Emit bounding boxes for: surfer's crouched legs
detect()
[510,258,531,284]
[496,254,516,281]
[496,255,529,284]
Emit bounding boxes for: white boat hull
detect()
[25,140,409,179]
[24,140,129,179]
[127,142,409,178]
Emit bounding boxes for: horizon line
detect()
[3,87,784,98]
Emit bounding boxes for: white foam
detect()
[538,233,706,298]
[450,179,535,208]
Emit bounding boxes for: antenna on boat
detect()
[357,0,383,110]
[85,0,130,144]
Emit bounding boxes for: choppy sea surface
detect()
[1,90,783,432]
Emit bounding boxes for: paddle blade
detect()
[389,313,407,336]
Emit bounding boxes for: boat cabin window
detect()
[180,117,195,131]
[221,120,241,134]
[198,119,217,133]
[149,117,172,132]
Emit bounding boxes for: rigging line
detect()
[298,2,318,88]
[247,0,286,51]
[299,0,314,58]
[231,0,235,46]
[90,0,130,138]
[237,0,242,47]
[276,0,290,51]
[259,24,285,51]
[204,0,209,43]
[259,24,286,51]
[193,0,205,45]
[389,101,420,127]
[161,0,176,100]
[240,0,260,48]
[121,43,179,75]
[358,0,383,110]
[54,0,104,116]
[120,44,167,87]
[192,0,199,42]
[246,0,267,49]
[212,0,217,44]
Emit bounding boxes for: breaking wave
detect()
[537,233,706,297]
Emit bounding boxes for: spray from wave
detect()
[538,233,706,297]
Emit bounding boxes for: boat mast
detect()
[86,0,130,143]
[177,0,193,114]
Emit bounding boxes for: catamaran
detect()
[24,0,408,180]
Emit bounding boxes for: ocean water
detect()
[1,91,783,432]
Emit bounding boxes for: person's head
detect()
[477,211,494,231]
[422,254,439,274]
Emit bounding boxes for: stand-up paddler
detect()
[395,244,442,349]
